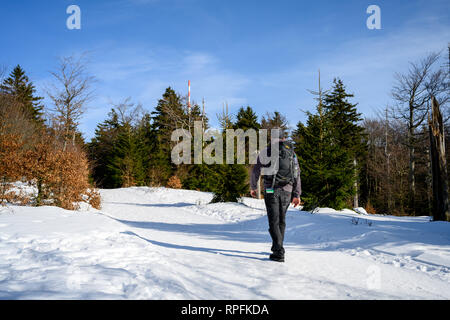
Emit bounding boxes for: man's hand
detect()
[250,190,257,198]
[291,197,301,208]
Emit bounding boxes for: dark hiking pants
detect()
[264,188,291,256]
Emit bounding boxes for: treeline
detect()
[361,52,449,217]
[1,49,448,218]
[294,51,448,217]
[87,88,264,203]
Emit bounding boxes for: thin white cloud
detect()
[76,9,450,139]
[78,46,251,138]
[248,18,450,123]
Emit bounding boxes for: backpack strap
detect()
[271,157,279,189]
[290,152,294,184]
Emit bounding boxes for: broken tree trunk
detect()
[428,96,450,221]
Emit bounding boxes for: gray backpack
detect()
[263,140,298,188]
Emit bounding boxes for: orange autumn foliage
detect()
[0,128,101,210]
[166,175,182,189]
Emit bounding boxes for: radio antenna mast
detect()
[188,80,191,114]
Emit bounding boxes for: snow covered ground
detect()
[0,187,449,299]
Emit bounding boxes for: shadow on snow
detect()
[121,230,270,262]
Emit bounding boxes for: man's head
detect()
[271,126,289,142]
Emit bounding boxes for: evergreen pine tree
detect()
[149,87,186,185]
[293,78,366,210]
[234,106,261,132]
[322,78,366,209]
[234,106,261,163]
[182,103,220,192]
[108,122,145,187]
[183,163,220,192]
[0,65,44,124]
[135,113,155,186]
[211,163,249,203]
[88,109,121,188]
[89,107,149,188]
[293,112,331,209]
[324,79,366,156]
[232,106,261,195]
[211,108,249,203]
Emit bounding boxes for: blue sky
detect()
[0,0,449,139]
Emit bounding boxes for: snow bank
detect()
[0,187,449,299]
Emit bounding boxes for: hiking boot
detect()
[271,244,285,254]
[269,253,285,262]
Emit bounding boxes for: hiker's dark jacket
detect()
[250,145,302,198]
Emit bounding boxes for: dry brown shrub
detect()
[365,201,377,215]
[0,94,37,205]
[85,188,101,210]
[22,134,95,210]
[2,191,31,206]
[0,132,25,205]
[53,146,91,210]
[166,175,182,189]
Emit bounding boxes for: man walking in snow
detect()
[250,135,301,262]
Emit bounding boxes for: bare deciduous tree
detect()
[391,52,448,214]
[110,97,144,127]
[46,54,95,150]
[362,116,410,215]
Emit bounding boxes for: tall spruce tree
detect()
[211,108,249,203]
[0,65,44,124]
[182,103,220,192]
[322,78,366,209]
[89,106,147,188]
[150,87,186,185]
[108,122,145,188]
[233,106,261,195]
[234,106,261,131]
[293,112,331,209]
[88,109,121,188]
[293,78,366,210]
[234,106,261,163]
[135,112,155,186]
